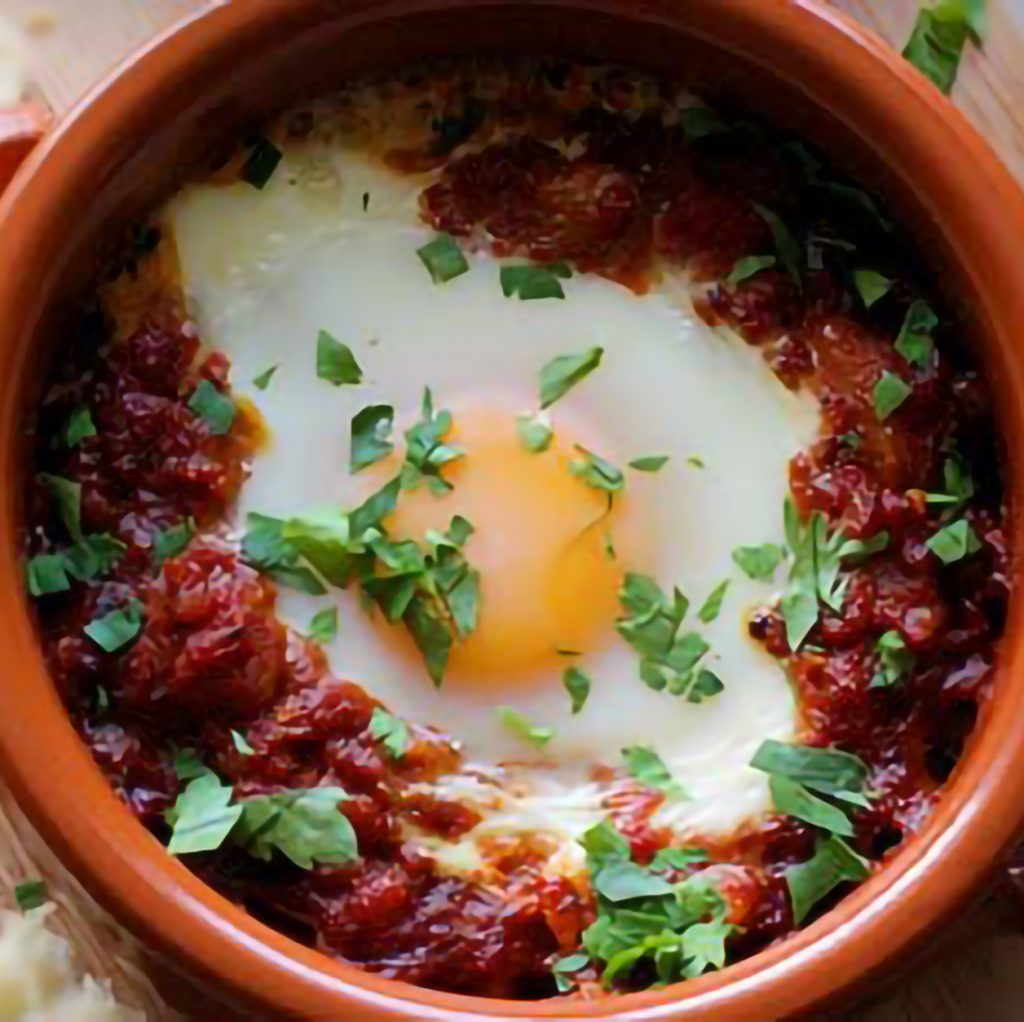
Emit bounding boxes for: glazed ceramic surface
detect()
[0,3,1024,1020]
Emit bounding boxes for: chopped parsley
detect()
[188,380,236,435]
[26,554,69,596]
[870,630,916,688]
[231,730,256,756]
[84,599,143,653]
[750,739,870,797]
[316,330,363,386]
[153,519,195,564]
[895,299,938,367]
[416,234,470,284]
[350,404,395,473]
[697,580,729,624]
[517,412,553,453]
[39,473,83,542]
[753,204,802,283]
[925,454,975,508]
[240,136,282,190]
[552,953,589,993]
[252,365,278,390]
[732,543,784,582]
[64,405,96,448]
[501,262,572,300]
[241,512,328,595]
[927,518,981,563]
[686,455,705,469]
[569,446,624,494]
[903,0,985,94]
[873,370,912,420]
[629,455,669,473]
[13,880,47,912]
[853,269,893,309]
[563,666,592,714]
[786,834,870,924]
[308,606,339,644]
[59,532,124,581]
[497,706,556,749]
[401,388,463,494]
[622,745,687,800]
[369,706,410,759]
[538,347,604,409]
[768,775,855,837]
[725,255,776,287]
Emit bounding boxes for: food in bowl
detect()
[22,58,1010,1000]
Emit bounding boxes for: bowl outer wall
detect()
[0,1,1023,1020]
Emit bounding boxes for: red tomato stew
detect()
[23,60,1009,1000]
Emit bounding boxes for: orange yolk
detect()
[363,405,643,686]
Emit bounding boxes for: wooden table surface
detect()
[3,1,1024,1019]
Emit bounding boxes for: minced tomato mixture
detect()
[23,60,1009,999]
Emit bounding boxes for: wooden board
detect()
[2,1,1023,1019]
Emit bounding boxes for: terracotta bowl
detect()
[1,2,1024,1019]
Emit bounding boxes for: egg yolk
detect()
[364,403,643,685]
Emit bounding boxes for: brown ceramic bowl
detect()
[1,2,1024,1020]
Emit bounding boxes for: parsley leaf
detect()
[873,370,912,420]
[651,847,709,872]
[753,204,802,283]
[501,262,572,300]
[39,473,83,542]
[84,599,143,653]
[871,630,916,688]
[786,834,870,924]
[563,666,592,714]
[569,445,624,493]
[895,299,938,367]
[350,404,394,473]
[538,347,604,409]
[698,580,729,624]
[927,518,981,563]
[188,380,236,435]
[622,745,687,800]
[732,543,784,582]
[552,953,589,993]
[517,412,553,453]
[769,775,855,837]
[925,454,975,509]
[497,706,556,749]
[629,455,669,473]
[369,706,409,760]
[174,748,206,781]
[231,730,255,756]
[240,136,282,189]
[252,365,278,390]
[65,405,96,448]
[416,234,470,284]
[726,255,776,287]
[903,0,985,94]
[316,330,363,386]
[153,519,194,563]
[241,512,329,595]
[402,388,463,493]
[853,269,893,309]
[166,771,244,855]
[308,606,338,644]
[750,739,870,797]
[13,879,47,912]
[26,554,70,596]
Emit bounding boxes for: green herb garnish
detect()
[65,405,96,448]
[517,412,553,453]
[622,745,687,800]
[416,234,470,284]
[726,255,776,287]
[497,706,556,749]
[369,706,409,760]
[252,365,278,390]
[308,606,339,644]
[39,473,83,542]
[750,739,870,796]
[153,519,195,563]
[316,330,363,386]
[350,404,394,473]
[853,270,893,309]
[732,544,784,582]
[870,630,916,688]
[240,136,282,190]
[873,370,912,420]
[84,599,143,653]
[769,776,855,837]
[501,262,572,300]
[188,380,236,435]
[231,730,256,756]
[903,0,986,94]
[166,771,243,855]
[925,454,975,509]
[786,835,870,924]
[698,580,729,624]
[927,518,981,563]
[895,299,938,367]
[402,388,463,494]
[552,953,589,993]
[569,445,624,494]
[563,667,592,714]
[538,347,604,409]
[26,554,69,596]
[13,880,47,912]
[753,204,802,283]
[629,455,669,473]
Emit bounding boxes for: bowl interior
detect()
[1,3,1024,1020]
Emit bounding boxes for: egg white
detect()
[166,136,819,863]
